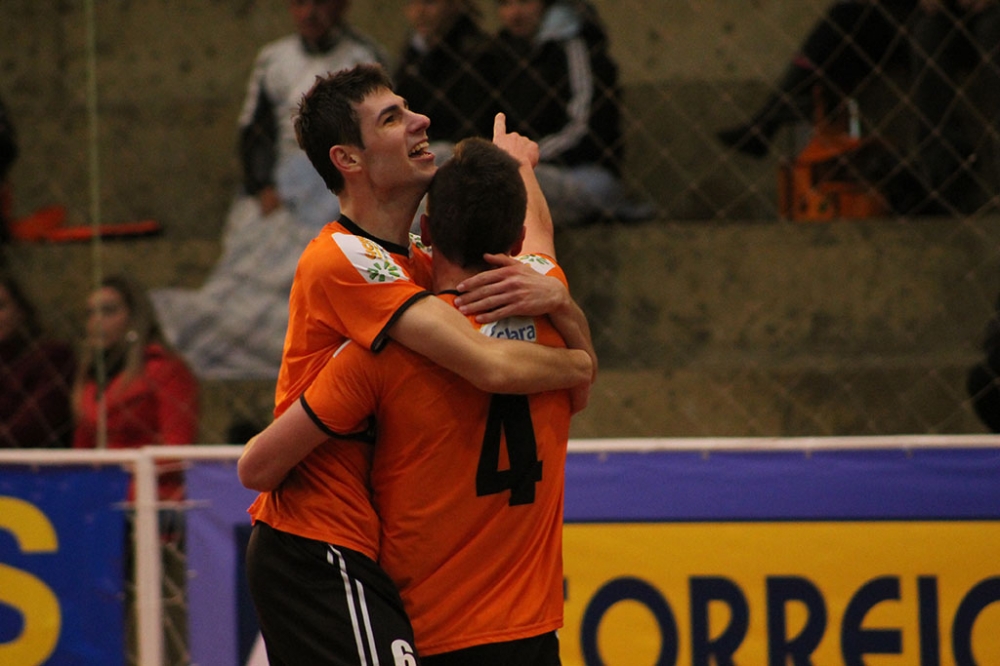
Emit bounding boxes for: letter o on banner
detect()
[953,576,1000,666]
[581,576,678,666]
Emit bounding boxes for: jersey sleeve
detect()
[300,230,434,352]
[301,340,380,437]
[517,253,568,288]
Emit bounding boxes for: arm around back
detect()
[390,295,591,394]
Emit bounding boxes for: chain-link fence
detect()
[2,1,998,446]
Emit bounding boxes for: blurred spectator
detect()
[0,271,75,448]
[717,0,918,158]
[488,0,655,226]
[907,0,1000,214]
[73,275,199,501]
[75,275,199,666]
[0,93,17,248]
[394,0,497,151]
[150,0,389,379]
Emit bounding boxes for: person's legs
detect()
[717,1,873,157]
[245,522,420,666]
[535,164,651,226]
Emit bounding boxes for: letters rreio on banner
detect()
[561,522,1000,665]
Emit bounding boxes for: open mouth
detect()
[409,141,430,158]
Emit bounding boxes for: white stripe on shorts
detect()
[327,545,380,666]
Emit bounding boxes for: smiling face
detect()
[496,0,545,40]
[351,88,437,195]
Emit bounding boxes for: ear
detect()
[510,226,526,256]
[419,213,432,246]
[330,145,362,174]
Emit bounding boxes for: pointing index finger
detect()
[493,113,507,141]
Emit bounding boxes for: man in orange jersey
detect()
[239,64,593,666]
[242,135,580,665]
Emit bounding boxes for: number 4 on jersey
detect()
[476,394,542,506]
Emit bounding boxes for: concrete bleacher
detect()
[11,208,998,443]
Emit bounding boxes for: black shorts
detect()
[246,521,420,666]
[421,631,560,666]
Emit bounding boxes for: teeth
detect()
[409,141,428,157]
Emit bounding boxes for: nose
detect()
[408,108,431,133]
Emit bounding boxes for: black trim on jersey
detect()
[337,214,412,256]
[371,290,434,353]
[299,394,376,444]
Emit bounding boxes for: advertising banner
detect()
[560,448,1000,666]
[0,465,129,666]
[185,459,262,666]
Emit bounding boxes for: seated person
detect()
[394,0,497,153]
[488,0,654,226]
[150,0,389,379]
[74,275,200,501]
[717,0,918,157]
[0,271,75,448]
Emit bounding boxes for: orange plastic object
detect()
[44,219,162,242]
[9,205,68,240]
[777,92,888,222]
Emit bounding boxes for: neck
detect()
[432,259,479,293]
[339,183,425,247]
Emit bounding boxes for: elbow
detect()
[237,445,278,492]
[469,365,509,394]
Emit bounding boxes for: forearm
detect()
[237,400,327,492]
[392,296,592,393]
[520,163,556,257]
[548,296,598,383]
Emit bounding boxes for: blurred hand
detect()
[258,186,281,216]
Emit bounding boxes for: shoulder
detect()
[254,34,302,64]
[297,224,421,287]
[144,344,195,380]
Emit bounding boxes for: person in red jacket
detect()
[72,274,200,665]
[72,274,199,502]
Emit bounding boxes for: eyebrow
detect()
[376,95,413,121]
[377,103,404,122]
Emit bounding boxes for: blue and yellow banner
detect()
[0,466,128,666]
[561,448,1000,666]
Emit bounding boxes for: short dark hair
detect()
[426,137,527,270]
[294,64,394,194]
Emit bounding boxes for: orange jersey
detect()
[303,254,573,655]
[248,216,433,560]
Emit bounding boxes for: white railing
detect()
[3,435,1000,666]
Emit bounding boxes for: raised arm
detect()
[389,295,592,394]
[490,113,555,257]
